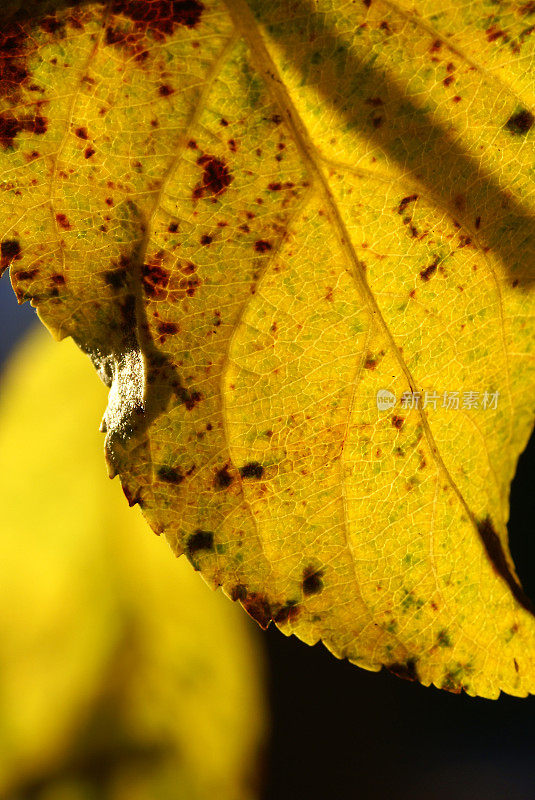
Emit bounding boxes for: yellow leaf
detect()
[0,327,266,799]
[1,0,535,697]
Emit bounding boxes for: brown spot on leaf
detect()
[231,584,248,602]
[242,592,272,629]
[214,464,234,489]
[176,386,202,410]
[75,126,88,139]
[398,194,418,214]
[40,15,65,35]
[157,465,183,484]
[106,25,130,47]
[441,669,463,693]
[0,22,28,97]
[200,234,213,245]
[486,26,507,43]
[0,239,21,275]
[273,601,300,624]
[34,115,47,134]
[254,239,272,253]
[194,154,232,199]
[175,271,200,298]
[505,109,534,135]
[142,253,169,298]
[168,222,178,232]
[186,529,214,560]
[420,258,439,281]
[157,321,179,335]
[240,462,264,479]
[51,273,65,285]
[391,415,404,429]
[84,146,95,158]
[15,269,38,280]
[0,112,47,148]
[302,565,324,596]
[158,83,174,96]
[387,659,419,682]
[56,213,71,230]
[110,0,205,36]
[0,115,22,148]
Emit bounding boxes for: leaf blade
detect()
[2,0,535,697]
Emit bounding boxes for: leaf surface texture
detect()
[2,0,535,696]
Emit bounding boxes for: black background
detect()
[1,278,534,799]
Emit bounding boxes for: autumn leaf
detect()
[1,0,535,698]
[0,327,266,800]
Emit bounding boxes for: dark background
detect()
[1,277,534,799]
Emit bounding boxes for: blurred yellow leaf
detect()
[1,0,535,697]
[0,328,267,800]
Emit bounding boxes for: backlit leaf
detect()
[1,0,535,697]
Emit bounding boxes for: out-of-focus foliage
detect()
[0,327,267,800]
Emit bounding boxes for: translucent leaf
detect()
[2,0,535,697]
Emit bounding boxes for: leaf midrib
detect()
[222,0,510,604]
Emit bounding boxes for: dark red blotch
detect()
[186,529,214,561]
[56,213,71,230]
[157,321,179,335]
[110,0,204,36]
[302,565,324,596]
[142,252,169,297]
[0,113,47,148]
[505,109,534,135]
[157,465,183,484]
[420,258,439,281]
[242,592,272,629]
[0,239,21,276]
[193,154,232,199]
[239,461,264,479]
[387,659,419,682]
[0,22,28,97]
[214,464,234,489]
